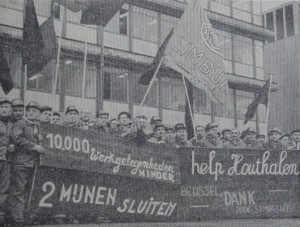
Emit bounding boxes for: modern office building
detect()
[0,0,273,132]
[263,1,300,132]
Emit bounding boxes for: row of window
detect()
[264,4,295,42]
[3,44,264,121]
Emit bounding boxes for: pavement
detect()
[34,219,300,227]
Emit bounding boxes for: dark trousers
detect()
[9,165,34,224]
[0,160,11,218]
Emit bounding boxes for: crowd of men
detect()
[0,97,300,226]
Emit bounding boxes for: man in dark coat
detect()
[10,101,46,226]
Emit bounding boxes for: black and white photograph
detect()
[0,0,300,226]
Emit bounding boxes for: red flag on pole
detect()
[0,45,13,94]
[244,78,271,124]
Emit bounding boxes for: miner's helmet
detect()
[0,97,11,106]
[11,99,24,107]
[26,101,41,112]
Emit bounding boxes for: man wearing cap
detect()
[263,128,282,150]
[92,110,109,133]
[189,125,205,147]
[0,97,15,225]
[11,99,24,123]
[256,134,266,146]
[223,128,246,149]
[200,123,222,148]
[148,124,166,144]
[62,105,79,127]
[290,129,300,150]
[278,134,293,150]
[243,127,263,149]
[52,112,61,125]
[40,106,52,123]
[10,101,46,226]
[118,111,132,136]
[78,109,93,131]
[220,128,231,145]
[170,123,192,148]
[108,119,122,136]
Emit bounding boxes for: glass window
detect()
[232,0,251,12]
[214,89,234,117]
[232,0,251,23]
[161,76,185,111]
[194,87,211,115]
[276,8,284,40]
[216,29,232,60]
[236,90,255,120]
[84,67,97,99]
[233,35,253,65]
[0,0,23,10]
[132,6,158,43]
[255,41,263,68]
[2,45,21,88]
[131,72,157,107]
[266,12,274,31]
[104,65,128,103]
[63,60,83,97]
[285,4,295,37]
[210,0,231,16]
[119,7,128,35]
[161,14,177,42]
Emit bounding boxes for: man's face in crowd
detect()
[119,114,130,125]
[67,111,78,123]
[292,132,300,142]
[12,106,24,120]
[207,127,219,138]
[269,132,281,142]
[223,131,231,140]
[166,130,175,136]
[81,109,91,122]
[196,126,205,138]
[246,132,256,142]
[41,111,52,123]
[231,129,240,140]
[26,108,40,121]
[52,115,60,124]
[136,118,146,130]
[110,120,119,129]
[154,126,165,139]
[0,103,11,117]
[176,129,187,140]
[97,114,108,126]
[280,136,290,147]
[257,137,265,143]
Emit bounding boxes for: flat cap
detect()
[11,99,24,107]
[0,97,11,105]
[268,128,282,135]
[65,105,79,115]
[175,123,186,132]
[26,101,41,111]
[205,122,218,132]
[41,105,52,113]
[153,123,166,132]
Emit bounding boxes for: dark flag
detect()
[22,0,44,67]
[81,0,125,26]
[244,78,271,124]
[26,15,58,77]
[55,0,125,26]
[139,28,174,85]
[0,45,13,94]
[184,79,194,140]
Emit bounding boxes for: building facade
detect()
[263,1,300,132]
[0,0,273,132]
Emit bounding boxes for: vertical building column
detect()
[233,89,238,127]
[128,4,134,116]
[293,2,300,35]
[20,0,26,102]
[252,38,260,133]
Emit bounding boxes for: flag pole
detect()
[82,26,88,100]
[265,73,273,135]
[24,64,27,104]
[182,74,196,141]
[140,56,164,107]
[53,6,65,96]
